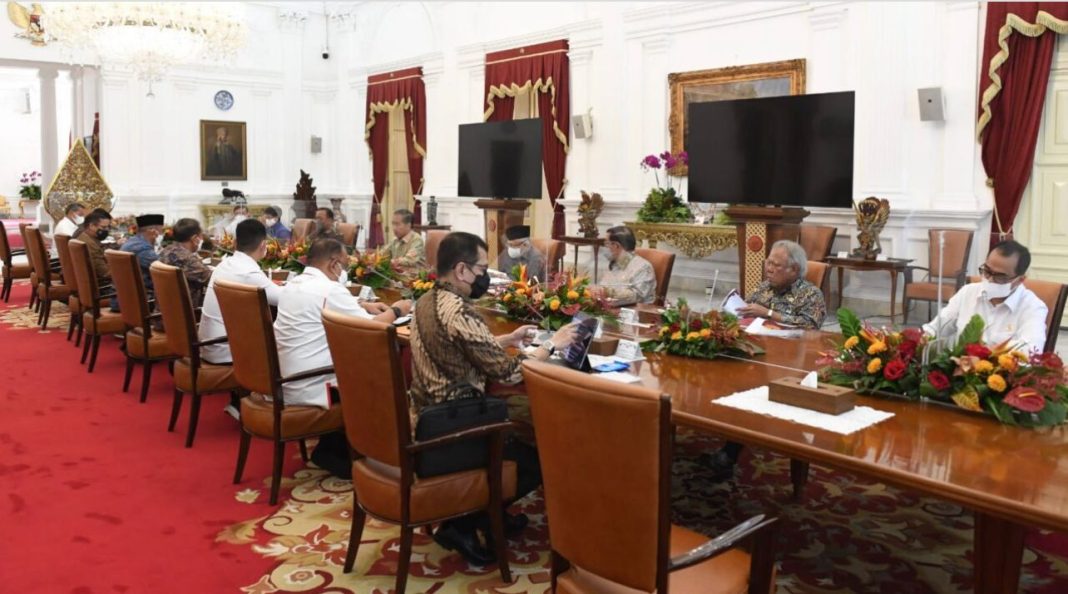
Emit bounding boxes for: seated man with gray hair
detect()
[738,239,826,329]
[496,225,546,280]
[593,225,657,304]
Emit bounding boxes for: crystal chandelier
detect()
[46,2,247,93]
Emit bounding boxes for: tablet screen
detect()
[562,313,599,371]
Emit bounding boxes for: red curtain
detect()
[91,112,101,168]
[365,67,427,248]
[977,3,1068,249]
[484,40,570,238]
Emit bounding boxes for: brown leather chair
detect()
[150,262,241,447]
[799,224,837,261]
[1023,278,1068,353]
[337,222,361,248]
[903,229,974,325]
[107,250,178,402]
[292,218,316,243]
[804,261,831,309]
[68,240,125,372]
[54,234,85,344]
[425,230,449,271]
[0,220,30,302]
[533,238,566,275]
[634,247,676,306]
[321,309,515,592]
[25,226,71,329]
[213,278,343,505]
[521,360,777,594]
[19,222,39,311]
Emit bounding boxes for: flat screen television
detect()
[687,91,855,208]
[457,119,543,199]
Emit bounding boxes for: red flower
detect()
[898,340,918,362]
[901,327,923,344]
[965,344,992,360]
[669,323,680,333]
[1003,386,1046,413]
[689,319,703,331]
[561,303,581,316]
[883,359,907,381]
[927,370,951,391]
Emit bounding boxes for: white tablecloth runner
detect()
[712,386,895,435]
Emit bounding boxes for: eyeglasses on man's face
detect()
[979,264,1017,285]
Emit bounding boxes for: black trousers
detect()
[449,438,541,532]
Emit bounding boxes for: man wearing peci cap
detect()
[120,214,166,298]
[496,225,546,281]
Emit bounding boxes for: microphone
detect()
[365,263,403,289]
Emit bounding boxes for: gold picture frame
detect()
[200,120,247,181]
[669,59,806,176]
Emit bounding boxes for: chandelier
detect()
[46,2,247,92]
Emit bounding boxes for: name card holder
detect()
[768,377,856,415]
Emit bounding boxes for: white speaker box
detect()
[918,87,944,122]
[572,113,593,139]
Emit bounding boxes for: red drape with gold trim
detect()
[365,67,427,248]
[484,40,570,238]
[977,3,1068,249]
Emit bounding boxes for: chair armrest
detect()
[668,514,777,572]
[278,365,334,384]
[193,335,228,347]
[148,312,162,320]
[10,248,25,256]
[405,421,517,453]
[99,290,117,300]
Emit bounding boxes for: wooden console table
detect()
[560,236,606,282]
[825,255,914,321]
[624,221,737,258]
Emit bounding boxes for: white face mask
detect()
[73,215,84,225]
[980,279,1016,300]
[234,214,247,224]
[507,246,523,259]
[265,217,277,227]
[195,238,204,252]
[155,233,164,247]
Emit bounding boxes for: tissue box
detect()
[768,377,855,415]
[589,336,620,356]
[637,305,664,325]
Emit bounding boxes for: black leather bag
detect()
[414,383,508,478]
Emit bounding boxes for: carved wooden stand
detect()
[725,205,809,298]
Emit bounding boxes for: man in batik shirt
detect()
[738,239,826,329]
[592,226,657,304]
[159,218,213,307]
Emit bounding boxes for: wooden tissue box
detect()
[588,336,619,356]
[768,376,855,415]
[636,305,664,325]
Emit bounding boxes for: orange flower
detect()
[975,360,994,374]
[987,374,1007,392]
[998,354,1018,372]
[686,331,701,341]
[867,358,883,374]
[844,336,860,350]
[549,298,561,311]
[659,325,670,336]
[502,293,513,302]
[566,290,579,301]
[699,328,711,339]
[670,331,682,341]
[867,341,887,355]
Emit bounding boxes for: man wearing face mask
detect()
[51,202,86,257]
[225,205,249,238]
[159,218,213,307]
[262,206,291,241]
[924,240,1048,352]
[118,214,165,304]
[495,225,546,281]
[273,238,412,476]
[592,225,657,305]
[78,209,115,289]
[410,232,579,565]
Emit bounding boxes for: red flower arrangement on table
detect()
[641,298,762,360]
[348,251,400,289]
[496,265,614,330]
[404,269,438,301]
[819,309,1068,428]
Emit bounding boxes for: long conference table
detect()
[444,301,1068,594]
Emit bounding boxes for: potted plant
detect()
[636,152,692,223]
[18,171,42,200]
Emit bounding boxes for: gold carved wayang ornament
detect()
[44,138,113,223]
[668,59,806,176]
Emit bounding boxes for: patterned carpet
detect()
[219,431,1068,594]
[0,290,70,332]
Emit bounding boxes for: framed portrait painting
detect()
[200,120,247,181]
[668,59,806,175]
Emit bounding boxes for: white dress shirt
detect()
[225,215,248,237]
[51,216,79,257]
[923,282,1049,353]
[199,251,282,363]
[274,267,373,408]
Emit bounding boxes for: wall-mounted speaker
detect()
[918,87,944,122]
[572,113,593,139]
[310,135,322,153]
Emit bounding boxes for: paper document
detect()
[595,371,642,384]
[721,289,747,316]
[745,317,804,338]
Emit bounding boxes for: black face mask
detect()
[95,228,110,241]
[467,268,491,299]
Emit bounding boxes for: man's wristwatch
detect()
[768,306,775,320]
[391,306,403,319]
[540,342,556,356]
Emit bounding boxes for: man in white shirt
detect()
[923,240,1049,353]
[274,237,411,476]
[224,205,249,238]
[200,219,280,366]
[50,202,85,257]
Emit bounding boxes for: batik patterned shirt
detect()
[600,251,657,304]
[409,284,523,416]
[159,243,213,307]
[746,278,827,329]
[383,232,426,271]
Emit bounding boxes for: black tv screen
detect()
[457,119,543,199]
[687,91,855,208]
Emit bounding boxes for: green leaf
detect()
[837,308,862,339]
[957,314,985,348]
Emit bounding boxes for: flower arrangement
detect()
[405,269,438,301]
[259,239,289,271]
[817,309,929,396]
[18,171,42,200]
[497,265,613,330]
[279,239,309,273]
[642,298,762,360]
[636,151,693,224]
[348,251,400,289]
[919,316,1068,427]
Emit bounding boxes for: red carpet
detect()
[0,282,285,593]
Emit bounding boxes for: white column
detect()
[39,66,59,223]
[71,65,86,139]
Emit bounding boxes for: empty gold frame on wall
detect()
[668,59,806,176]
